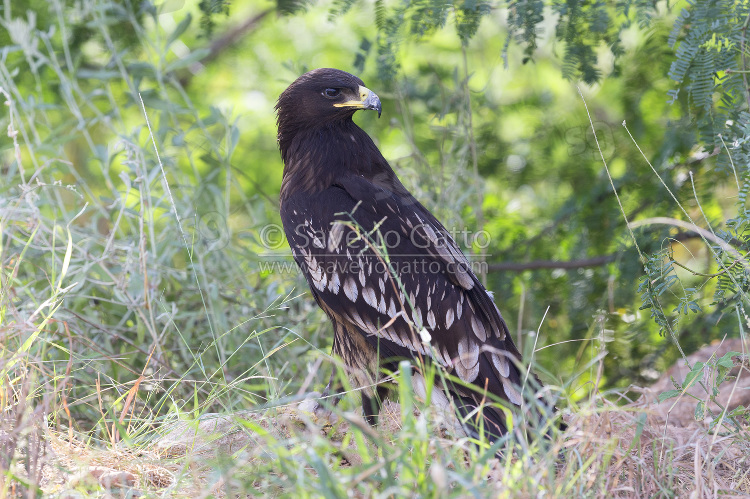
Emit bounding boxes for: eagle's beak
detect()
[334,85,382,118]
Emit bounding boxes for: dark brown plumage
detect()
[277,68,534,440]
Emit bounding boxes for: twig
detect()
[487,254,616,272]
[139,93,223,371]
[628,217,747,266]
[740,10,750,111]
[118,344,158,441]
[486,230,725,273]
[671,255,747,277]
[462,46,486,285]
[203,10,272,65]
[95,374,114,447]
[179,10,272,86]
[0,86,25,183]
[60,320,74,443]
[578,88,644,263]
[718,135,740,191]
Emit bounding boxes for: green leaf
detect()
[165,48,211,73]
[57,226,73,290]
[684,361,705,388]
[694,401,706,421]
[717,351,742,369]
[728,405,747,418]
[78,68,122,80]
[228,124,240,158]
[167,13,192,48]
[126,62,157,78]
[138,91,173,112]
[658,389,681,402]
[398,359,413,424]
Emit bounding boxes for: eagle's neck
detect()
[279,119,392,202]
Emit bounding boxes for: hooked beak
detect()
[333,85,382,118]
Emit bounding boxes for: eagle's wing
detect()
[281,175,524,414]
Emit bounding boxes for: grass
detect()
[1,0,749,497]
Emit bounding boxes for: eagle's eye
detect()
[323,88,341,98]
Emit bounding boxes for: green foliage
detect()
[638,249,675,335]
[0,0,304,436]
[324,0,660,83]
[658,350,749,431]
[668,0,750,168]
[198,0,231,35]
[550,0,628,83]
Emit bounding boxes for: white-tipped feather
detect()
[493,354,510,378]
[441,346,454,368]
[456,338,479,381]
[328,271,341,294]
[348,308,363,329]
[327,222,345,252]
[343,278,358,302]
[445,308,455,329]
[306,255,327,291]
[427,310,436,330]
[471,315,487,342]
[377,294,387,314]
[362,316,378,336]
[502,378,523,406]
[362,286,378,309]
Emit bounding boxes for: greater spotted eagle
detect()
[277,68,540,441]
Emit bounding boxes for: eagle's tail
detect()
[450,375,564,447]
[454,395,508,443]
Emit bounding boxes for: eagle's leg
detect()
[302,360,345,425]
[361,385,388,426]
[361,394,379,426]
[319,369,344,407]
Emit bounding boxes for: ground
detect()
[5,340,749,497]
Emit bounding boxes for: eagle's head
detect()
[276,68,392,199]
[276,69,381,150]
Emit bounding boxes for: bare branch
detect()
[202,9,273,66]
[629,217,748,267]
[487,255,616,272]
[179,9,272,86]
[485,224,746,273]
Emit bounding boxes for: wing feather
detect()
[281,175,523,411]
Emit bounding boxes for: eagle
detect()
[277,68,538,441]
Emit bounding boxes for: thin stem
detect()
[740,10,750,111]
[463,45,486,285]
[718,134,740,192]
[579,91,644,262]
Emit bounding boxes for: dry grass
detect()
[3,342,747,498]
[561,403,750,497]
